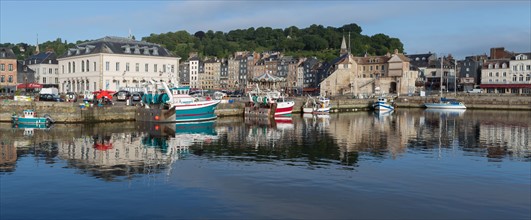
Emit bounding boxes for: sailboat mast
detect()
[440,56,443,96]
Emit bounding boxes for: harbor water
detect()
[1,109,530,219]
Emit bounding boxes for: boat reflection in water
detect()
[51,121,218,181]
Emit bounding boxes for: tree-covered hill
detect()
[2,23,403,62]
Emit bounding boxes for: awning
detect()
[16,83,43,89]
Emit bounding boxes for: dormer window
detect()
[133,45,140,54]
[143,47,150,55]
[152,47,159,56]
[122,45,131,53]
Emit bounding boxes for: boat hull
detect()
[424,103,466,109]
[373,102,395,111]
[173,100,220,122]
[136,101,220,123]
[12,117,49,125]
[275,101,295,116]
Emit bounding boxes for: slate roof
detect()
[26,51,58,64]
[59,36,174,58]
[406,53,435,68]
[0,47,17,59]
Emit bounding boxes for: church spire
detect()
[340,35,348,56]
[35,33,40,54]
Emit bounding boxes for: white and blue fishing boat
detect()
[137,82,220,123]
[424,97,466,109]
[11,109,54,125]
[372,96,395,112]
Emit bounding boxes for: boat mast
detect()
[440,55,443,96]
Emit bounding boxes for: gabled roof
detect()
[0,47,16,59]
[59,36,174,58]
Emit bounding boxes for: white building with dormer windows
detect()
[57,36,180,93]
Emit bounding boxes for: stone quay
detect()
[1,95,530,123]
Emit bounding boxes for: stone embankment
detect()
[1,95,529,123]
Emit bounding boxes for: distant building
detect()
[25,51,59,87]
[57,36,180,93]
[320,41,417,97]
[459,55,487,92]
[0,47,17,94]
[189,56,201,89]
[481,48,531,94]
[17,61,36,85]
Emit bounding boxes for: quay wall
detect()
[1,95,529,123]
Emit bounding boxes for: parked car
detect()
[65,92,78,102]
[131,92,142,102]
[39,94,64,102]
[114,90,131,101]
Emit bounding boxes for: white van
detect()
[39,88,58,95]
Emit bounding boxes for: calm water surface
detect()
[1,109,530,219]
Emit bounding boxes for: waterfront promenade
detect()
[1,94,530,123]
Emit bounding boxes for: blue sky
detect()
[1,0,530,59]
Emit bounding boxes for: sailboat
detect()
[424,56,466,109]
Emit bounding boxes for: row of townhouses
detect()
[1,36,530,96]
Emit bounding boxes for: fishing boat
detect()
[372,96,394,112]
[245,73,295,117]
[424,97,466,109]
[302,95,331,114]
[11,109,54,125]
[136,81,220,122]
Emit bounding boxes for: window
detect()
[520,75,524,81]
[0,75,3,82]
[382,65,385,70]
[503,72,506,77]
[86,59,89,71]
[171,65,175,73]
[8,64,13,71]
[135,63,139,72]
[82,60,85,72]
[145,64,148,72]
[55,68,58,74]
[513,75,517,81]
[68,62,71,73]
[7,75,12,82]
[62,65,64,74]
[43,77,46,83]
[116,62,120,71]
[126,63,130,72]
[49,68,52,74]
[106,62,110,71]
[73,62,75,73]
[527,74,531,81]
[93,62,96,71]
[489,72,492,77]
[154,64,158,72]
[0,64,4,71]
[496,72,499,77]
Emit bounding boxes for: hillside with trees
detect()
[2,23,403,62]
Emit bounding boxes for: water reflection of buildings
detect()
[54,121,218,180]
[244,116,295,148]
[327,111,414,160]
[476,111,530,159]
